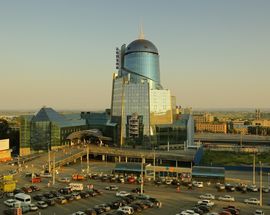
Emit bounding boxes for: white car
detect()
[105,185,119,191]
[71,211,87,215]
[244,198,260,205]
[58,177,71,183]
[193,181,203,188]
[218,195,235,202]
[117,206,134,214]
[37,201,48,209]
[248,185,258,192]
[197,199,215,207]
[254,210,264,215]
[4,199,18,207]
[116,191,130,197]
[165,179,173,185]
[29,203,38,211]
[179,210,200,215]
[199,193,215,200]
[40,172,52,178]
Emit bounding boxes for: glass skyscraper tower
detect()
[111,32,194,147]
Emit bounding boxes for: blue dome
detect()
[125,39,158,55]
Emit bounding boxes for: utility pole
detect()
[87,144,90,175]
[253,151,256,185]
[52,152,56,185]
[48,144,51,173]
[140,156,144,194]
[259,161,263,207]
[153,149,156,181]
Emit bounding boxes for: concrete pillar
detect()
[74,159,76,163]
[102,155,105,161]
[119,156,121,162]
[80,156,83,164]
[125,157,128,163]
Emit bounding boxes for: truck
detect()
[0,175,16,193]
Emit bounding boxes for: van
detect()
[14,193,31,204]
[69,183,84,191]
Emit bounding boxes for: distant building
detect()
[20,107,87,156]
[229,120,249,134]
[252,119,270,127]
[193,113,214,123]
[195,122,227,134]
[0,139,12,162]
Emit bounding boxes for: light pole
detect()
[153,149,156,181]
[48,144,51,173]
[140,156,144,194]
[86,143,90,175]
[253,151,256,185]
[52,152,56,185]
[268,173,270,187]
[259,161,263,207]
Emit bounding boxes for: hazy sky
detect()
[0,0,269,110]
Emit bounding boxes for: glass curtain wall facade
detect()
[124,52,160,85]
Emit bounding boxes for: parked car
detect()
[56,196,67,204]
[199,193,215,200]
[216,183,225,191]
[33,194,46,201]
[117,206,134,215]
[4,199,18,207]
[179,209,200,215]
[84,208,97,215]
[72,211,87,215]
[193,181,203,188]
[43,192,54,199]
[116,191,130,197]
[218,195,235,202]
[30,185,40,191]
[247,185,258,192]
[225,184,235,192]
[36,201,48,209]
[254,210,264,215]
[244,198,260,205]
[45,198,56,206]
[131,187,144,194]
[105,185,119,191]
[21,186,32,193]
[80,191,90,198]
[29,203,38,211]
[72,192,81,200]
[58,177,71,183]
[197,199,215,207]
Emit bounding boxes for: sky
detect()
[0,0,269,111]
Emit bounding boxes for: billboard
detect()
[0,139,9,151]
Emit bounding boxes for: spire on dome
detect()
[138,23,144,40]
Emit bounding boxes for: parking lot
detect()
[1,160,270,215]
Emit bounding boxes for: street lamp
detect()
[86,143,90,175]
[253,151,256,185]
[140,155,144,194]
[259,161,263,207]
